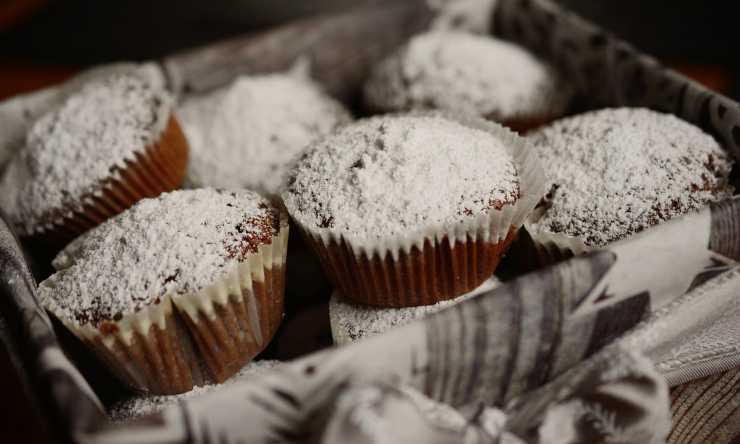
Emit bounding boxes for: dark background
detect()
[0,0,738,99]
[0,1,738,442]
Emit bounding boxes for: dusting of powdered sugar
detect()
[0,72,172,235]
[0,62,165,177]
[179,74,351,195]
[329,276,499,345]
[37,189,279,327]
[528,108,734,246]
[282,114,519,243]
[363,31,572,121]
[108,360,281,422]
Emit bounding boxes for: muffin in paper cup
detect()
[362,31,574,134]
[282,113,547,307]
[503,108,734,275]
[39,189,288,394]
[0,71,188,247]
[178,71,352,197]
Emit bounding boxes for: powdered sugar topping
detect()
[330,276,499,344]
[108,360,281,422]
[364,31,572,121]
[529,108,733,246]
[179,74,351,195]
[282,114,519,243]
[0,72,172,234]
[38,189,279,326]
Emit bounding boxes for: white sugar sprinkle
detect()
[38,189,279,326]
[108,360,281,422]
[0,72,172,235]
[0,62,165,177]
[330,276,499,345]
[364,31,572,121]
[528,108,733,246]
[179,74,351,195]
[282,114,519,243]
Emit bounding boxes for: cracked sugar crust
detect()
[0,72,173,235]
[38,189,280,327]
[363,31,573,121]
[528,108,734,247]
[282,114,520,244]
[179,74,352,195]
[108,360,281,422]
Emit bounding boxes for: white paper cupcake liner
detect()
[294,113,548,307]
[44,213,289,394]
[24,115,189,246]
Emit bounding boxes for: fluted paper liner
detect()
[292,114,548,307]
[28,114,189,247]
[44,214,289,395]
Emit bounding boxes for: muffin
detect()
[179,73,351,196]
[0,62,166,176]
[282,113,546,307]
[0,72,188,246]
[528,107,733,249]
[38,189,289,394]
[363,31,573,133]
[329,276,499,345]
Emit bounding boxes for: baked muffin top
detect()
[0,72,173,235]
[39,189,280,327]
[282,114,520,244]
[179,74,351,195]
[363,31,572,121]
[529,108,734,246]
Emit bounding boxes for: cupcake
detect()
[179,73,351,196]
[329,276,499,345]
[0,62,166,176]
[38,189,289,394]
[0,71,188,246]
[282,114,546,307]
[527,107,733,251]
[363,31,573,133]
